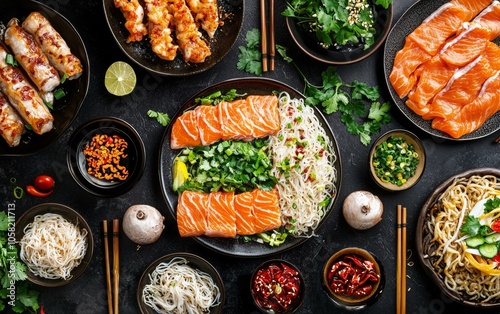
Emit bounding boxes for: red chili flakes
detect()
[327,254,379,297]
[83,134,129,182]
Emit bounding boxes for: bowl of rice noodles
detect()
[138,252,225,314]
[15,203,93,287]
[416,167,500,308]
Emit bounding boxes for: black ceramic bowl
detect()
[322,247,384,310]
[66,117,146,197]
[137,252,225,314]
[102,0,243,76]
[15,203,93,287]
[250,259,305,313]
[0,0,90,156]
[286,1,393,64]
[369,129,426,191]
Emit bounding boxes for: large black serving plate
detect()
[158,77,342,257]
[383,0,500,140]
[0,0,90,156]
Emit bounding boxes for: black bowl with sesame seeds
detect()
[285,0,393,65]
[250,259,305,314]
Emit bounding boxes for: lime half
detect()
[104,61,136,96]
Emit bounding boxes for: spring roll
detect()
[22,12,83,80]
[0,44,53,135]
[0,92,24,147]
[4,18,60,93]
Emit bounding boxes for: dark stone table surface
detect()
[1,0,499,313]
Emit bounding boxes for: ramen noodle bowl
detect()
[19,213,88,280]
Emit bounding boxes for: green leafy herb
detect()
[461,215,491,237]
[237,29,262,75]
[194,89,246,105]
[0,211,40,313]
[484,197,500,214]
[147,110,170,127]
[176,139,276,193]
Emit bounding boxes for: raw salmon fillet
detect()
[195,105,221,146]
[219,99,253,141]
[234,191,256,235]
[205,191,236,238]
[452,0,493,21]
[246,95,281,138]
[439,25,491,67]
[177,191,208,237]
[432,71,500,138]
[252,187,281,234]
[170,109,201,149]
[466,1,500,39]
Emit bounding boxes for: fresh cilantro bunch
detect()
[0,211,40,313]
[237,29,262,75]
[301,66,391,145]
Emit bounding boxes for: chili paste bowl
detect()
[322,247,385,310]
[285,1,393,65]
[66,117,146,197]
[369,129,426,192]
[250,259,305,313]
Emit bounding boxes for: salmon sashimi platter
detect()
[159,78,342,257]
[384,0,500,140]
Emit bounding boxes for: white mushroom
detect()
[342,190,383,230]
[122,205,165,245]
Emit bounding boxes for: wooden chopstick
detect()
[495,135,500,143]
[269,0,275,71]
[113,219,120,314]
[260,0,268,72]
[103,220,113,314]
[396,205,407,314]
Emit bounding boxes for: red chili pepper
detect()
[327,254,379,297]
[40,305,45,314]
[491,220,500,233]
[26,185,53,197]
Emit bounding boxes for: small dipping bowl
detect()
[250,259,305,314]
[15,203,94,287]
[322,247,384,310]
[369,129,426,191]
[66,117,146,197]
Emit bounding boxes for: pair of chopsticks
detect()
[396,205,407,314]
[103,219,120,314]
[260,0,275,72]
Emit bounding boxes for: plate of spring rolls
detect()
[0,0,89,156]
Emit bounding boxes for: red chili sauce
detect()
[327,254,379,297]
[251,262,302,312]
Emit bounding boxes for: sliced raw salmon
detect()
[205,191,236,238]
[234,191,256,235]
[195,105,221,146]
[467,1,500,39]
[252,187,281,234]
[170,109,201,149]
[432,71,500,138]
[219,99,254,141]
[246,95,281,138]
[408,4,468,56]
[424,56,495,120]
[439,24,491,67]
[177,190,208,237]
[452,0,493,21]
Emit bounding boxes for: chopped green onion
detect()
[53,88,66,100]
[25,124,33,131]
[5,54,17,66]
[60,73,67,84]
[13,186,24,199]
[44,101,53,110]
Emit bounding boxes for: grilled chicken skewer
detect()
[0,44,53,135]
[144,0,179,60]
[4,18,60,93]
[22,12,83,80]
[169,0,211,63]
[114,0,148,43]
[0,92,24,147]
[186,0,219,38]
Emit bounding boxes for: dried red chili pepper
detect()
[327,254,379,298]
[251,262,302,313]
[26,185,53,198]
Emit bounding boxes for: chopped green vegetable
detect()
[44,101,53,110]
[484,197,500,214]
[13,187,23,199]
[194,89,246,105]
[176,139,276,193]
[147,110,170,127]
[465,235,485,248]
[53,88,66,100]
[461,215,490,237]
[60,73,67,84]
[5,54,17,67]
[237,29,262,75]
[478,242,498,259]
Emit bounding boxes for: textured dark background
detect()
[1,0,499,313]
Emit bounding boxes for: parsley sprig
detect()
[147,110,170,127]
[237,29,262,75]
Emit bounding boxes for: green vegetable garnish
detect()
[147,110,170,127]
[5,54,17,66]
[484,197,500,214]
[237,29,262,75]
[194,89,246,105]
[53,88,66,100]
[372,136,419,186]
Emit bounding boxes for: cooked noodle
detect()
[268,92,338,237]
[427,174,500,302]
[142,257,221,313]
[19,213,88,280]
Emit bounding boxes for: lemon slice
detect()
[173,157,189,192]
[104,61,136,96]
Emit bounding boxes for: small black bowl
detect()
[66,117,146,197]
[15,203,94,287]
[286,1,393,64]
[250,259,305,313]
